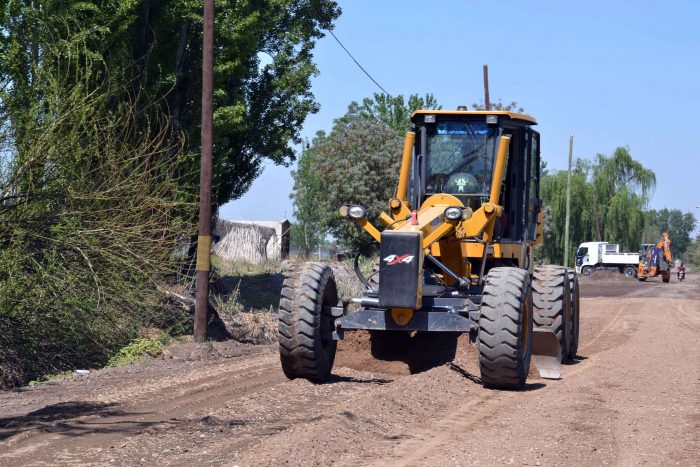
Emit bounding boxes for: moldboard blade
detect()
[532,328,562,379]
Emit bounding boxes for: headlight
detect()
[348,205,367,219]
[444,206,463,221]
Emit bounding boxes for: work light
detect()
[444,207,463,221]
[348,205,367,220]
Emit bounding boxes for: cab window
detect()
[425,121,498,197]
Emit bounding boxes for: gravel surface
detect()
[1,268,698,466]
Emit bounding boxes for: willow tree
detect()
[591,147,655,250]
[539,147,655,265]
[539,160,593,265]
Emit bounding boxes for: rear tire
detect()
[623,265,636,278]
[662,274,670,283]
[565,269,580,358]
[278,263,338,382]
[533,265,572,361]
[478,267,533,390]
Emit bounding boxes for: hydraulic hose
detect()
[354,250,374,292]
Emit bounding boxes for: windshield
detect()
[577,247,588,256]
[425,121,498,196]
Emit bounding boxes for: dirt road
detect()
[1,271,698,466]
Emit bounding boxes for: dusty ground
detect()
[1,269,698,466]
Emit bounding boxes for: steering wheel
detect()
[446,172,479,194]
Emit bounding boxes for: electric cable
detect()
[325,29,392,97]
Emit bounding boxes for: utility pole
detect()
[194,0,215,343]
[483,64,490,110]
[564,133,574,268]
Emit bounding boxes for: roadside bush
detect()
[0,50,195,388]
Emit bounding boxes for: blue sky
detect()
[221,0,700,225]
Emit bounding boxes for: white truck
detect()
[575,241,640,277]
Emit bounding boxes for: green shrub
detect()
[107,338,165,368]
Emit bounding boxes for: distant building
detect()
[213,219,290,263]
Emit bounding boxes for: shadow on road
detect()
[324,374,394,385]
[447,363,547,392]
[369,331,461,374]
[214,273,285,310]
[564,355,588,365]
[0,401,156,441]
[447,362,482,384]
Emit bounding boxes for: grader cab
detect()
[278,110,580,389]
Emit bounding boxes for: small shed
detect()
[213,219,290,263]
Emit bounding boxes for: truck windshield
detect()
[577,247,588,256]
[425,121,498,196]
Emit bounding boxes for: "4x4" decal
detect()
[382,254,415,265]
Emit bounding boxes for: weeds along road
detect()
[1,270,698,466]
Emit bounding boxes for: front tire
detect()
[581,266,594,276]
[533,265,572,361]
[478,267,533,390]
[278,263,338,382]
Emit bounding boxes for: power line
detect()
[326,29,391,97]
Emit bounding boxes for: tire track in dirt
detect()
[0,355,284,464]
[579,302,630,351]
[95,353,277,407]
[196,370,397,465]
[379,389,514,466]
[669,302,700,329]
[381,297,698,466]
[369,296,666,465]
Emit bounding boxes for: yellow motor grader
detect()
[279,110,580,389]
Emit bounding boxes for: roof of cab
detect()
[411,110,537,125]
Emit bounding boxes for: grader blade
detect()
[532,328,562,379]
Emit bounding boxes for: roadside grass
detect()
[335,254,375,299]
[211,256,287,311]
[211,256,287,277]
[107,337,166,367]
[29,371,74,386]
[209,257,291,344]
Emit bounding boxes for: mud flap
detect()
[532,328,562,379]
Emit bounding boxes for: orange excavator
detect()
[638,232,673,283]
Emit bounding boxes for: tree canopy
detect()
[685,235,700,266]
[643,209,697,259]
[471,100,525,113]
[1,0,341,206]
[291,93,439,254]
